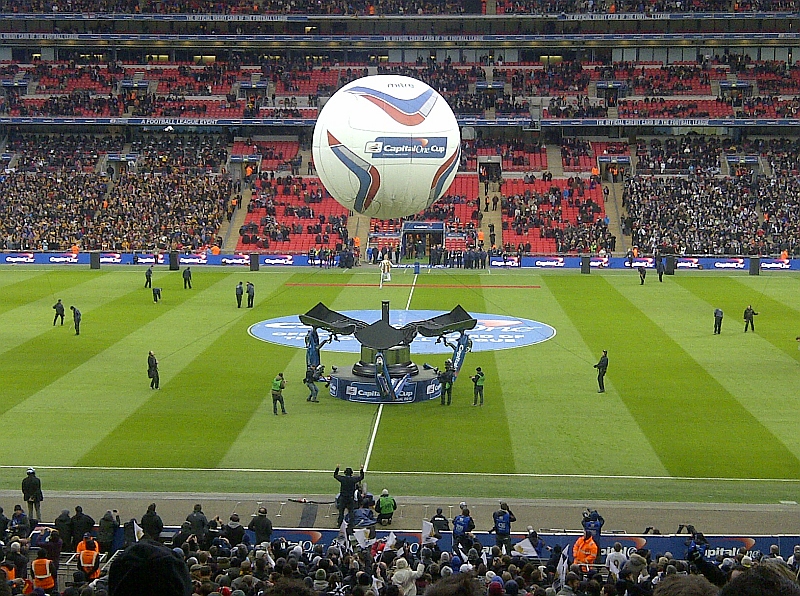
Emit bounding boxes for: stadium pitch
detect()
[1,265,799,505]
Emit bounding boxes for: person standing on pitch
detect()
[638,266,647,285]
[744,304,758,332]
[714,308,724,334]
[471,367,485,406]
[22,468,43,522]
[182,266,192,289]
[272,372,286,415]
[594,349,608,393]
[148,351,159,389]
[144,265,153,288]
[235,281,244,308]
[52,299,65,326]
[70,305,81,335]
[380,256,392,287]
[304,365,320,403]
[656,257,665,282]
[246,281,255,308]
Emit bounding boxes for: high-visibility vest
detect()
[1,563,16,580]
[31,559,55,590]
[79,549,100,579]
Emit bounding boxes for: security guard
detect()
[182,266,192,289]
[235,282,244,308]
[52,299,65,326]
[77,536,100,580]
[246,281,255,308]
[30,549,57,595]
[70,306,81,336]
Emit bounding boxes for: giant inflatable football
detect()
[312,75,461,220]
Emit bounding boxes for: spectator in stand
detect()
[141,503,164,542]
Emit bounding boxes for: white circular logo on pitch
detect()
[249,311,555,354]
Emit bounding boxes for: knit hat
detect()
[381,489,389,496]
[109,541,192,596]
[488,582,504,596]
[395,558,409,569]
[315,569,327,580]
[741,556,753,568]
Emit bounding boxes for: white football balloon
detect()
[312,75,461,220]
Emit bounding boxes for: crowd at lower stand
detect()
[623,171,800,255]
[0,133,233,252]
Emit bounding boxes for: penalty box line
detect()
[0,465,798,483]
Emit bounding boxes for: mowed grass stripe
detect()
[0,270,120,355]
[608,274,800,470]
[727,275,800,361]
[0,271,211,415]
[220,274,390,469]
[79,270,350,469]
[367,274,517,473]
[546,274,796,479]
[0,269,83,316]
[0,273,253,466]
[489,272,669,477]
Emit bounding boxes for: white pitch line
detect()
[363,404,384,473]
[0,465,798,483]
[406,273,417,310]
[365,273,416,470]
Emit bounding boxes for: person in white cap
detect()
[22,468,43,521]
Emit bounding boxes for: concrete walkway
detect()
[5,491,797,536]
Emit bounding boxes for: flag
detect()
[265,549,276,568]
[422,520,438,545]
[354,528,376,548]
[552,546,569,592]
[458,545,469,562]
[513,538,538,558]
[385,531,397,550]
[481,551,488,567]
[133,520,144,542]
[335,520,353,554]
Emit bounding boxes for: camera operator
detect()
[438,359,455,406]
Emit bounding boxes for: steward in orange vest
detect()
[31,549,56,594]
[572,530,599,572]
[78,539,101,580]
[0,559,16,580]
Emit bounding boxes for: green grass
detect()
[1,265,799,503]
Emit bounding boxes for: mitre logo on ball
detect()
[312,75,461,220]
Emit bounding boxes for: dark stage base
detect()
[328,369,441,404]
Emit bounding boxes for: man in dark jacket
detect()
[182,267,192,289]
[334,465,364,527]
[248,507,272,545]
[97,510,120,553]
[221,514,245,546]
[594,349,608,393]
[186,504,209,546]
[52,299,65,326]
[54,510,73,551]
[21,468,43,522]
[0,507,9,541]
[140,503,163,541]
[71,506,95,543]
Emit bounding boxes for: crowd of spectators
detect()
[622,173,766,255]
[7,133,124,172]
[0,171,109,251]
[597,63,714,95]
[102,169,231,252]
[502,177,615,253]
[129,133,230,174]
[634,136,722,175]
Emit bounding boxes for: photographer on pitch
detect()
[470,367,485,406]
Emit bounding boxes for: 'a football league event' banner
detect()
[1,253,798,270]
